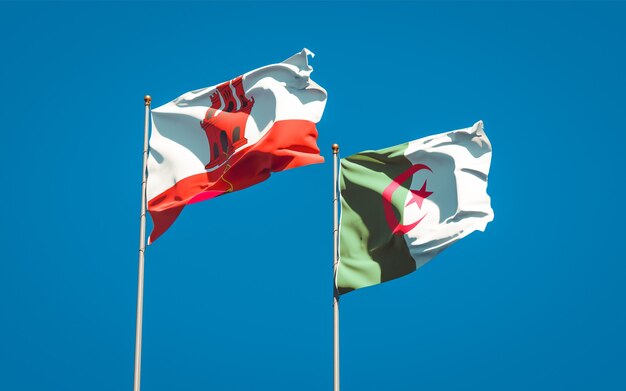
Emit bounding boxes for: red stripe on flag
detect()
[147,119,323,244]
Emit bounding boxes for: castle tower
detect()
[201,76,255,169]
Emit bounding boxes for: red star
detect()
[405,180,433,209]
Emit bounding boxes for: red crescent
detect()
[382,164,432,235]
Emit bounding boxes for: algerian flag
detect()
[337,121,493,294]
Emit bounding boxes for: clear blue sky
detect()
[1,2,625,390]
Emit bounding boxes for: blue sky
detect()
[1,2,625,390]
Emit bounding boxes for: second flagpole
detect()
[332,143,340,391]
[133,95,151,391]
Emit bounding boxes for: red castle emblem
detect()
[200,76,255,169]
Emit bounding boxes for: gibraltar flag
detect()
[147,49,327,243]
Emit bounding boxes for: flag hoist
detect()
[132,49,327,391]
[133,95,151,391]
[333,122,494,388]
[332,143,340,391]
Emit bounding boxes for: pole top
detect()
[144,95,152,105]
[332,144,339,154]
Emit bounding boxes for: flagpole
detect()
[332,143,340,391]
[133,95,151,391]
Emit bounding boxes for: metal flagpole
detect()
[133,95,151,391]
[332,143,340,391]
